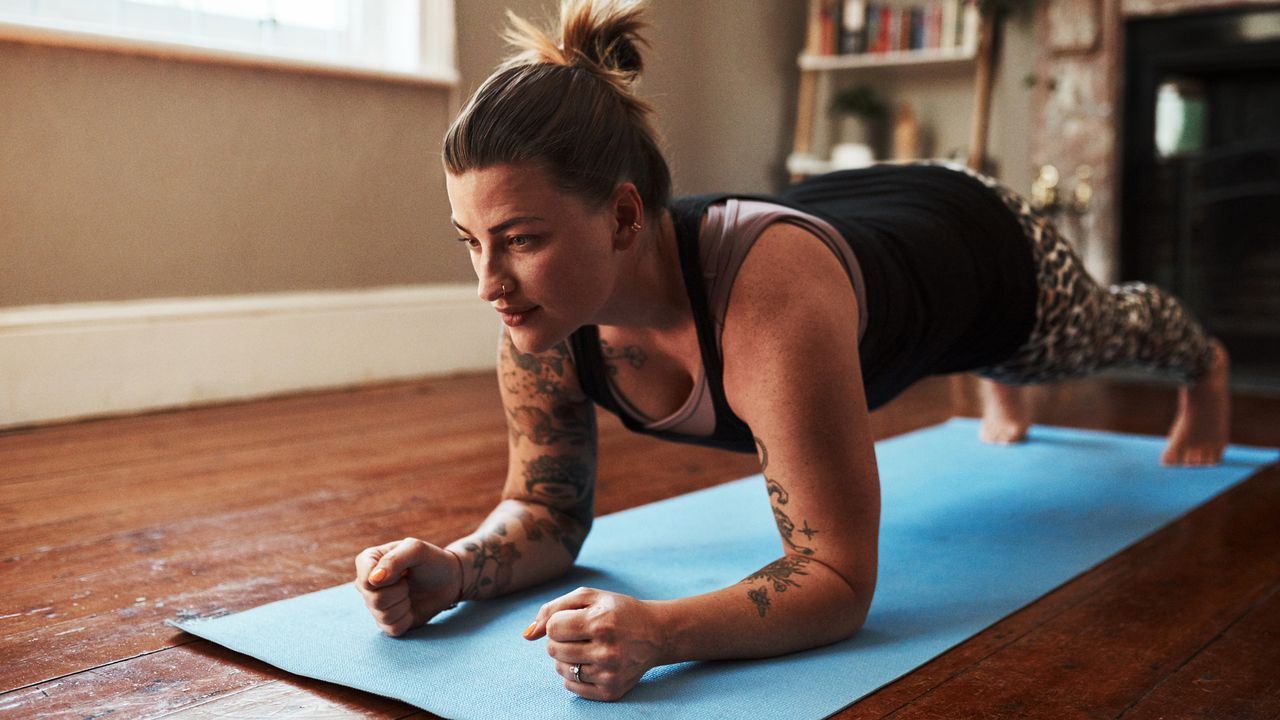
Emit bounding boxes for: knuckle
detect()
[589,617,616,640]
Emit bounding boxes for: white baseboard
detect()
[0,284,498,430]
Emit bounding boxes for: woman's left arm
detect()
[524,222,880,700]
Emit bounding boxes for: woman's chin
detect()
[506,325,572,355]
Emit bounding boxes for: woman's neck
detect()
[595,209,691,333]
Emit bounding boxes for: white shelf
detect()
[798,47,976,72]
[786,154,961,178]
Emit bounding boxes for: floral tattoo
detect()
[754,437,818,555]
[741,556,813,618]
[501,335,594,447]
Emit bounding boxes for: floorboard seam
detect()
[1111,579,1280,719]
[143,679,281,720]
[0,637,205,696]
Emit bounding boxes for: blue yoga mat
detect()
[173,419,1277,719]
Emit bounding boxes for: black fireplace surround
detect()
[1122,7,1280,389]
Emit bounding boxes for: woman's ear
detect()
[611,182,645,251]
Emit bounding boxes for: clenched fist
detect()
[354,537,464,636]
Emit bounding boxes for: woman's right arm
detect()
[354,330,597,635]
[446,330,598,600]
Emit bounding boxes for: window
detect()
[0,0,456,84]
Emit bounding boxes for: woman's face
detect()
[446,163,623,354]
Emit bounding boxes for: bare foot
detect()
[978,378,1031,445]
[1162,340,1231,466]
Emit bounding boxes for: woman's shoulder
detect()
[687,195,867,343]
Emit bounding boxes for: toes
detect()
[1160,443,1225,467]
[978,422,1029,445]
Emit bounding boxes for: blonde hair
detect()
[443,0,671,222]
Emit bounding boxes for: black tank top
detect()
[567,163,1037,454]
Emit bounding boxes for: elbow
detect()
[506,496,594,561]
[807,556,876,640]
[831,583,873,643]
[565,516,593,562]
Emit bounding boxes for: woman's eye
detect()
[457,236,479,249]
[509,235,532,248]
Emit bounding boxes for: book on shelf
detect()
[805,0,980,58]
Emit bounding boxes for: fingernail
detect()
[369,567,388,584]
[522,622,537,639]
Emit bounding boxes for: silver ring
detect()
[571,664,582,684]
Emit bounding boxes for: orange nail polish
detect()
[522,622,537,639]
[369,567,388,584]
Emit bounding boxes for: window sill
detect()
[0,21,458,90]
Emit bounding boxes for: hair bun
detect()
[503,0,649,86]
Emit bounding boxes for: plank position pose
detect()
[354,0,1231,701]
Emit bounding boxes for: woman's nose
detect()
[477,258,506,303]
[478,277,504,303]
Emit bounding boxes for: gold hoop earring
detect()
[500,283,506,297]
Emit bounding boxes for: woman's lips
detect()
[498,305,540,327]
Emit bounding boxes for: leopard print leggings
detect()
[920,161,1215,384]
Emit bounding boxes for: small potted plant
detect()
[829,85,886,168]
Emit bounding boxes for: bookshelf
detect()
[789,0,985,179]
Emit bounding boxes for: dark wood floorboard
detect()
[0,372,1276,719]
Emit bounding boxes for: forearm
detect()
[652,555,871,663]
[446,498,589,602]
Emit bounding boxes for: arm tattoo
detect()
[599,339,647,377]
[505,336,565,383]
[512,505,589,558]
[502,336,594,447]
[500,335,568,400]
[520,454,595,554]
[461,520,522,599]
[740,556,813,618]
[754,437,818,556]
[507,405,593,446]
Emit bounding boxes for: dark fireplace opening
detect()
[1121,8,1280,391]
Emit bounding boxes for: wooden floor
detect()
[1,372,1277,719]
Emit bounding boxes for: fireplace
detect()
[1121,6,1280,389]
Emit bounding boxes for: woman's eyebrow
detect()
[450,216,545,235]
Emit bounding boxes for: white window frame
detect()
[0,0,457,87]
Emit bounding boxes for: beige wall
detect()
[0,39,468,306]
[455,0,807,193]
[1,2,1034,307]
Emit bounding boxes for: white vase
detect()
[831,115,875,170]
[830,143,874,170]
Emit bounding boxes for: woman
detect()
[353,0,1230,702]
